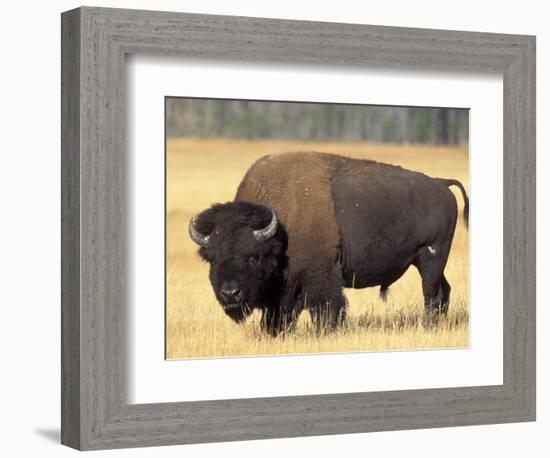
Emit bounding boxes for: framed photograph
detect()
[165,98,471,360]
[61,6,536,450]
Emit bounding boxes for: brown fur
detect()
[236,152,343,291]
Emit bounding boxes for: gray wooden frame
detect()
[61,6,536,451]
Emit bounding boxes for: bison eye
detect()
[248,255,259,266]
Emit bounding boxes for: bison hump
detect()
[236,152,341,271]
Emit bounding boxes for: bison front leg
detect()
[303,268,347,334]
[260,306,297,337]
[309,297,347,334]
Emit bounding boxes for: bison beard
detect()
[189,152,469,336]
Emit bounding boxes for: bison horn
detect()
[253,210,278,242]
[188,217,210,247]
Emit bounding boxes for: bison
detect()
[188,152,469,336]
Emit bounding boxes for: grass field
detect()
[166,138,469,359]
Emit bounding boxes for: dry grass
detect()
[166,138,469,359]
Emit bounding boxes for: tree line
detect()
[166,98,468,145]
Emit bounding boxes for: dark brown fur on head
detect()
[193,201,287,322]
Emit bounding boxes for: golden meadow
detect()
[166,138,469,359]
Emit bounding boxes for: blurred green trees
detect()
[166,98,468,145]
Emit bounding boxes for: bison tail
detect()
[439,178,469,229]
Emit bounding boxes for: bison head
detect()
[188,201,286,323]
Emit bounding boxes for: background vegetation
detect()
[166,98,469,144]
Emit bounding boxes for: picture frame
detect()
[61,6,536,450]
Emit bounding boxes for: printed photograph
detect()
[165,98,469,359]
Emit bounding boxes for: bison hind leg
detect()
[413,240,455,328]
[422,277,451,327]
[435,275,451,316]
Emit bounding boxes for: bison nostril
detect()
[220,284,242,302]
